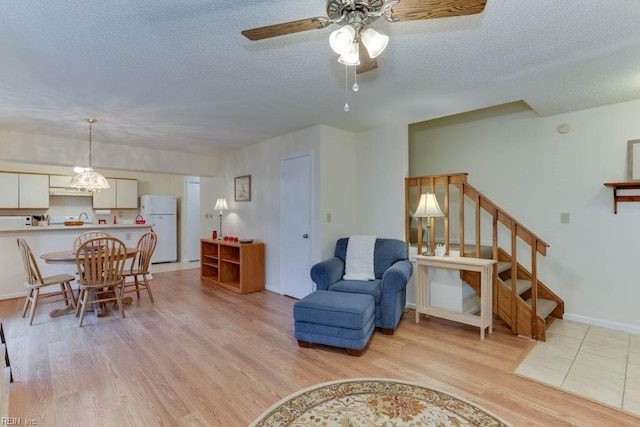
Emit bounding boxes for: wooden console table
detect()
[603,181,640,214]
[414,255,496,340]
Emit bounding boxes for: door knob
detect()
[303,233,309,239]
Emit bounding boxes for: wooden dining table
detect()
[40,248,139,318]
[40,247,138,264]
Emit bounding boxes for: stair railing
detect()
[405,173,550,339]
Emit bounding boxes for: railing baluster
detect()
[531,242,538,340]
[510,223,518,333]
[492,208,498,313]
[459,183,465,256]
[475,192,481,257]
[444,176,450,255]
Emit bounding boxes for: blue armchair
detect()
[310,238,413,334]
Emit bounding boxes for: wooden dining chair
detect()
[74,236,128,327]
[73,231,111,252]
[123,232,157,303]
[17,238,77,326]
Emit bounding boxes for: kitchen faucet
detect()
[79,212,89,222]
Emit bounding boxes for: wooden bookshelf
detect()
[200,239,265,293]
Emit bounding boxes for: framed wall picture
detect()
[235,175,251,202]
[629,140,640,181]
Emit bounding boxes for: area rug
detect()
[250,378,510,426]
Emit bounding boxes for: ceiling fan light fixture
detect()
[361,28,389,58]
[338,41,360,66]
[329,25,356,55]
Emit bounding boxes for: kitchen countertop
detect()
[0,223,152,232]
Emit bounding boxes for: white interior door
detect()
[184,177,200,261]
[280,153,313,299]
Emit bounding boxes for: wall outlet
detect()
[560,212,570,224]
[326,213,332,223]
[125,232,131,241]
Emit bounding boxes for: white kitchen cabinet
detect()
[92,178,116,208]
[115,179,138,209]
[0,173,19,208]
[49,175,73,188]
[19,174,49,208]
[93,178,138,209]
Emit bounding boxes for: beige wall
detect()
[409,99,640,333]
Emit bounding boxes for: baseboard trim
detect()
[564,313,640,335]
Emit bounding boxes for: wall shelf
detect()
[603,181,640,214]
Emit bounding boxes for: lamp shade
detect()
[338,41,360,66]
[214,198,228,212]
[413,193,444,218]
[329,25,356,55]
[361,28,389,59]
[69,168,110,192]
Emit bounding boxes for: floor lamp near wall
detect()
[413,193,444,256]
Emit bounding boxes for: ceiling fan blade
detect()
[390,0,487,22]
[356,40,378,74]
[241,17,329,41]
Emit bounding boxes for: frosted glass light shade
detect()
[329,25,356,55]
[361,28,389,58]
[214,198,228,212]
[338,42,360,65]
[69,169,110,192]
[413,193,444,218]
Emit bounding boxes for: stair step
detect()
[496,261,511,274]
[525,297,558,319]
[502,278,532,295]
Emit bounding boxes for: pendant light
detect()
[69,118,110,192]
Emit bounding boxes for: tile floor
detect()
[515,319,640,416]
[150,260,200,273]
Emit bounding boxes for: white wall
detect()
[0,129,223,176]
[319,126,358,259]
[409,99,640,332]
[210,125,324,294]
[356,124,409,239]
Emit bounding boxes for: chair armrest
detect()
[310,257,345,290]
[381,260,413,295]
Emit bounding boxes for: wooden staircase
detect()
[405,173,564,341]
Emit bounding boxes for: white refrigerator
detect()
[140,195,177,263]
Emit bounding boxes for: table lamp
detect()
[214,198,229,239]
[413,193,444,256]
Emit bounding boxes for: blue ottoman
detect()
[293,290,375,356]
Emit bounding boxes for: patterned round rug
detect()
[250,378,510,426]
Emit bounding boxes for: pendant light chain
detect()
[89,120,93,169]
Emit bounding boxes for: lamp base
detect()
[421,249,435,256]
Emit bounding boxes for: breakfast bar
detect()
[0,223,152,300]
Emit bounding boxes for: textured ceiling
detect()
[1,0,640,155]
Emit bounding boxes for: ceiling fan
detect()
[242,0,487,74]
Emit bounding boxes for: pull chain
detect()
[352,65,359,92]
[344,64,350,112]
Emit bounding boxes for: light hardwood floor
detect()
[1,269,638,426]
